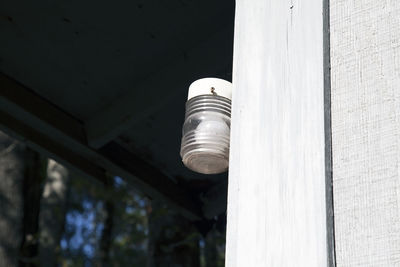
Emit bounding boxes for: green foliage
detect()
[59,176,149,267]
[57,174,226,267]
[0,133,227,266]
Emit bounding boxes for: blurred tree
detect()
[0,132,227,267]
[39,159,70,267]
[59,176,149,266]
[19,147,47,267]
[147,199,200,267]
[203,224,226,267]
[0,132,25,267]
[59,172,105,266]
[0,132,47,267]
[106,178,148,267]
[97,190,114,267]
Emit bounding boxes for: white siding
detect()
[225,0,328,266]
[331,1,400,266]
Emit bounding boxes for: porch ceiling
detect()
[0,0,234,220]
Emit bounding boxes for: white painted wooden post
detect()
[330,1,400,266]
[226,0,331,266]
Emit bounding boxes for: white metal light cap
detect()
[187,78,232,100]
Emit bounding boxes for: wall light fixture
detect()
[180,78,232,174]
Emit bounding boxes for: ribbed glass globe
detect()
[180,95,231,174]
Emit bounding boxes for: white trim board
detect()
[225,0,329,266]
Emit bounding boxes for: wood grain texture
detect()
[225,0,328,266]
[330,1,400,266]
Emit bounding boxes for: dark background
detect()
[0,0,234,266]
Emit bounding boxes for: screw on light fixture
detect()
[180,78,232,174]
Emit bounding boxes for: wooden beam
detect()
[0,73,202,220]
[0,111,108,185]
[225,0,332,266]
[84,27,233,148]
